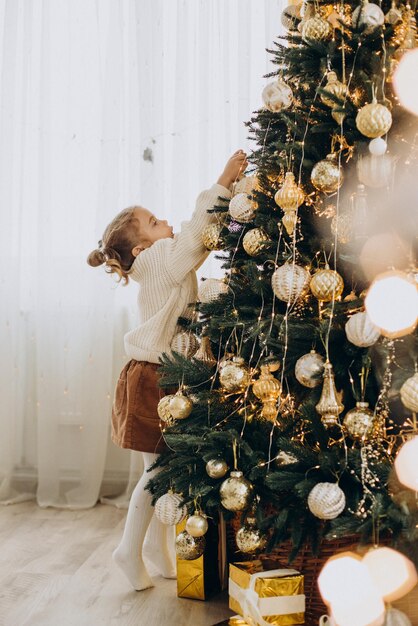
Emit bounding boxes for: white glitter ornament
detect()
[307,482,346,520]
[262,79,293,112]
[345,311,381,347]
[353,0,385,32]
[295,350,325,387]
[271,263,311,303]
[155,492,188,525]
[198,278,228,303]
[233,175,257,196]
[171,331,199,357]
[228,193,256,223]
[400,373,418,412]
[356,101,392,138]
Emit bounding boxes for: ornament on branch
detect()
[252,364,282,421]
[193,336,217,367]
[242,228,270,256]
[157,394,176,423]
[236,521,267,554]
[316,361,344,427]
[271,263,311,303]
[186,512,209,537]
[276,450,298,466]
[262,79,293,112]
[206,458,229,479]
[369,137,387,156]
[175,530,206,560]
[171,331,199,357]
[345,311,380,347]
[320,72,348,107]
[202,222,223,251]
[385,2,403,26]
[219,470,253,512]
[281,3,302,30]
[307,482,346,519]
[295,350,325,387]
[330,212,353,244]
[400,374,418,412]
[352,0,385,32]
[343,402,378,441]
[274,172,305,235]
[311,153,344,193]
[198,278,229,303]
[233,174,258,196]
[168,391,193,420]
[219,357,251,393]
[310,267,344,302]
[228,192,256,223]
[356,100,392,138]
[155,492,188,525]
[302,15,332,42]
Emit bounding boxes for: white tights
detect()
[112,452,176,590]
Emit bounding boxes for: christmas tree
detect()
[148,0,418,609]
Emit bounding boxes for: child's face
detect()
[133,208,174,252]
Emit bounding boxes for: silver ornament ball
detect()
[186,513,209,537]
[175,530,206,560]
[219,470,253,512]
[236,525,267,554]
[206,458,229,479]
[295,351,325,388]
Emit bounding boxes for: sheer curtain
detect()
[0,0,283,509]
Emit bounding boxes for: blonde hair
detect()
[87,207,141,284]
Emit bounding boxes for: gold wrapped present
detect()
[229,561,305,626]
[176,516,227,600]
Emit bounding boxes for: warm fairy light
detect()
[365,270,418,338]
[393,49,418,116]
[363,547,418,602]
[395,436,418,491]
[318,552,386,626]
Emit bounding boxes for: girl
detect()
[87,150,248,591]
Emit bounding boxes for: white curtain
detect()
[0,0,283,509]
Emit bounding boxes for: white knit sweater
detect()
[124,183,232,364]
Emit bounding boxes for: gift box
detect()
[229,561,305,626]
[176,516,228,600]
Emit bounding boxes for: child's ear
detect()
[132,245,143,257]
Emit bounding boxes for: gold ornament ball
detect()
[206,458,229,479]
[356,102,392,138]
[186,513,209,537]
[219,357,251,392]
[202,223,223,251]
[295,350,325,388]
[168,393,193,419]
[157,394,175,422]
[243,228,269,256]
[262,79,293,112]
[400,373,418,412]
[271,263,311,303]
[311,153,344,193]
[175,530,206,560]
[321,71,348,107]
[219,470,253,512]
[310,268,344,302]
[302,15,332,42]
[343,402,377,441]
[236,525,267,554]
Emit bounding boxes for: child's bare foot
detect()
[112,546,154,591]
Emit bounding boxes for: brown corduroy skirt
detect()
[111,360,168,454]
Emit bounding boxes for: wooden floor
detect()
[0,501,232,626]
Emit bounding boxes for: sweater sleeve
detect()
[164,183,232,284]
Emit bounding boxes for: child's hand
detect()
[217,150,248,189]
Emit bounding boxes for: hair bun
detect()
[87,248,106,267]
